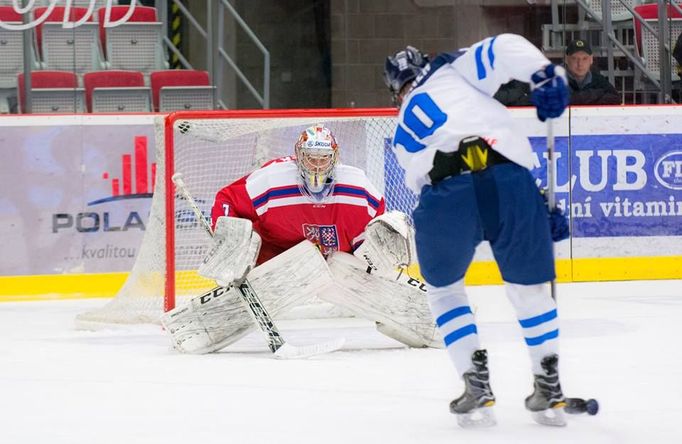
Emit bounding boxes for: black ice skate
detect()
[525,354,567,426]
[449,349,496,428]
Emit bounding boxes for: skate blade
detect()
[456,406,497,428]
[531,405,567,427]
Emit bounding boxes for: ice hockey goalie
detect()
[161,124,440,353]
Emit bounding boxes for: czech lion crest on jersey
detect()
[302,224,339,256]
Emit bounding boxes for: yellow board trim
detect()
[401,256,681,285]
[0,272,129,302]
[406,259,573,285]
[1,256,680,302]
[0,270,217,302]
[572,256,682,281]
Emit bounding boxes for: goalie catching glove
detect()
[198,216,261,287]
[354,211,417,276]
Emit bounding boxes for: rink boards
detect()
[0,107,681,301]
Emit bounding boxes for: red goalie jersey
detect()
[210,156,386,264]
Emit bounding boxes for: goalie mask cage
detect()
[76,108,417,327]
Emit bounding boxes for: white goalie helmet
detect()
[294,124,339,201]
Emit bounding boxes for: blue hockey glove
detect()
[540,189,569,242]
[530,64,569,122]
[549,206,569,242]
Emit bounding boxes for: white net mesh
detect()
[76,110,416,327]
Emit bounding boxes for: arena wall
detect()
[0,106,680,301]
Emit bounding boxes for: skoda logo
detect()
[654,151,682,190]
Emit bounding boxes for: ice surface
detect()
[1,280,681,444]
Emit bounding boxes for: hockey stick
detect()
[547,124,600,416]
[171,172,344,359]
[546,119,557,301]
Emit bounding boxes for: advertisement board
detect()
[0,108,681,299]
[0,115,157,276]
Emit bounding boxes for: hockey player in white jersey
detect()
[384,34,571,427]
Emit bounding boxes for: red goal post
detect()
[77,108,415,328]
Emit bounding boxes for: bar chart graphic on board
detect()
[89,136,156,205]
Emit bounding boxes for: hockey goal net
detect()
[76,109,416,327]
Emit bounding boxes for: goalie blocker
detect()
[198,216,261,287]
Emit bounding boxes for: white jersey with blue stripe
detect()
[392,33,553,193]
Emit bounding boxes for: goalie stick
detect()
[172,172,345,359]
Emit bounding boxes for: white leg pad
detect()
[325,252,441,348]
[162,240,335,354]
[246,240,336,315]
[161,285,254,354]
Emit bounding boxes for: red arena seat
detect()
[33,6,103,73]
[0,6,34,91]
[34,6,92,58]
[17,70,83,113]
[0,5,22,22]
[150,69,214,112]
[97,5,166,73]
[633,4,682,81]
[83,70,150,112]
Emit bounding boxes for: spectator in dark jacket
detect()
[564,39,621,105]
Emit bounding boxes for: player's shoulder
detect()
[217,157,296,201]
[335,164,371,183]
[415,50,465,84]
[246,157,298,191]
[334,164,383,198]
